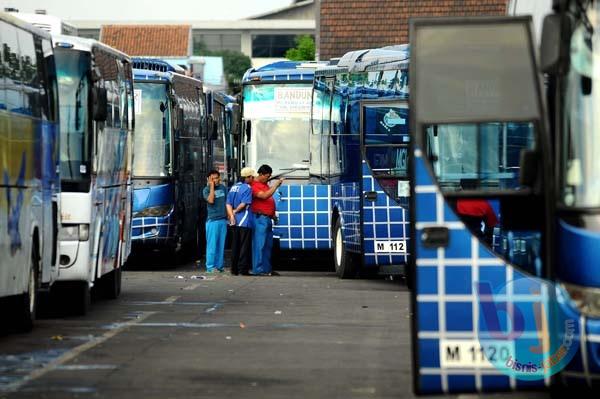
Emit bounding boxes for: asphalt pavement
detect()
[0,257,550,399]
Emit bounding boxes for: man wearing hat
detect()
[226,167,256,275]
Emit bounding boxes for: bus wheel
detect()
[72,281,91,316]
[333,219,356,279]
[15,244,39,332]
[100,268,122,299]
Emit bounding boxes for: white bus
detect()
[6,8,77,36]
[0,13,61,330]
[52,35,134,314]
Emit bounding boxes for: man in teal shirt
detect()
[202,170,228,272]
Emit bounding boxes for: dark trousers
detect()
[230,226,252,274]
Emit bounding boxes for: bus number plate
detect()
[440,339,514,369]
[375,241,406,253]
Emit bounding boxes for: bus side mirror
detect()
[520,149,539,189]
[210,118,218,140]
[92,87,107,122]
[160,102,168,139]
[540,14,571,75]
[245,120,251,142]
[178,107,184,129]
[231,104,240,135]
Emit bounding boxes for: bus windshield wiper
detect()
[269,166,309,181]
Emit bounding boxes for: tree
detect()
[194,42,252,93]
[285,35,315,61]
[214,50,252,93]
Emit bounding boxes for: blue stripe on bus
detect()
[413,153,546,392]
[361,161,409,267]
[274,184,332,250]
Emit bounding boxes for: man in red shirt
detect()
[251,164,283,275]
[456,199,498,242]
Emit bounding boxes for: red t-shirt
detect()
[250,180,276,217]
[456,199,498,227]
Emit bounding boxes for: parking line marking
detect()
[205,303,222,313]
[3,311,156,392]
[164,296,180,304]
[183,284,201,291]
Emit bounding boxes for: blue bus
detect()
[131,59,207,258]
[409,11,600,394]
[241,55,410,278]
[241,61,330,263]
[0,13,60,330]
[207,91,241,186]
[311,47,411,278]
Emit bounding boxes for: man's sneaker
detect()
[269,271,280,276]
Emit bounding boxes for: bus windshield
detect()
[133,82,171,177]
[562,4,600,208]
[55,48,91,184]
[243,83,312,177]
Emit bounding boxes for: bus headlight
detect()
[562,282,600,318]
[59,224,90,242]
[78,224,89,241]
[133,205,172,218]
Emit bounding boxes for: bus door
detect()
[409,17,559,394]
[360,100,410,273]
[310,75,333,180]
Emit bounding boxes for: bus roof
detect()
[133,59,204,94]
[53,34,131,62]
[0,12,52,41]
[133,58,183,73]
[337,44,410,73]
[7,11,76,36]
[242,60,328,84]
[212,91,237,106]
[133,58,176,81]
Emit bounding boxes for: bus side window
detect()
[3,23,22,114]
[311,77,324,135]
[35,37,50,120]
[112,63,121,129]
[0,22,8,112]
[18,31,40,118]
[425,122,543,276]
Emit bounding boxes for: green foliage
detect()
[285,35,315,61]
[215,50,252,93]
[194,43,252,93]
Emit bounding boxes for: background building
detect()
[101,25,193,58]
[318,0,509,60]
[73,0,316,67]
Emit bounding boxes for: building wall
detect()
[319,0,509,60]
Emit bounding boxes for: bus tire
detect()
[100,268,121,300]
[15,243,39,332]
[72,281,91,316]
[405,264,414,291]
[333,219,356,279]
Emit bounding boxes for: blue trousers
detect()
[205,218,227,271]
[252,215,273,274]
